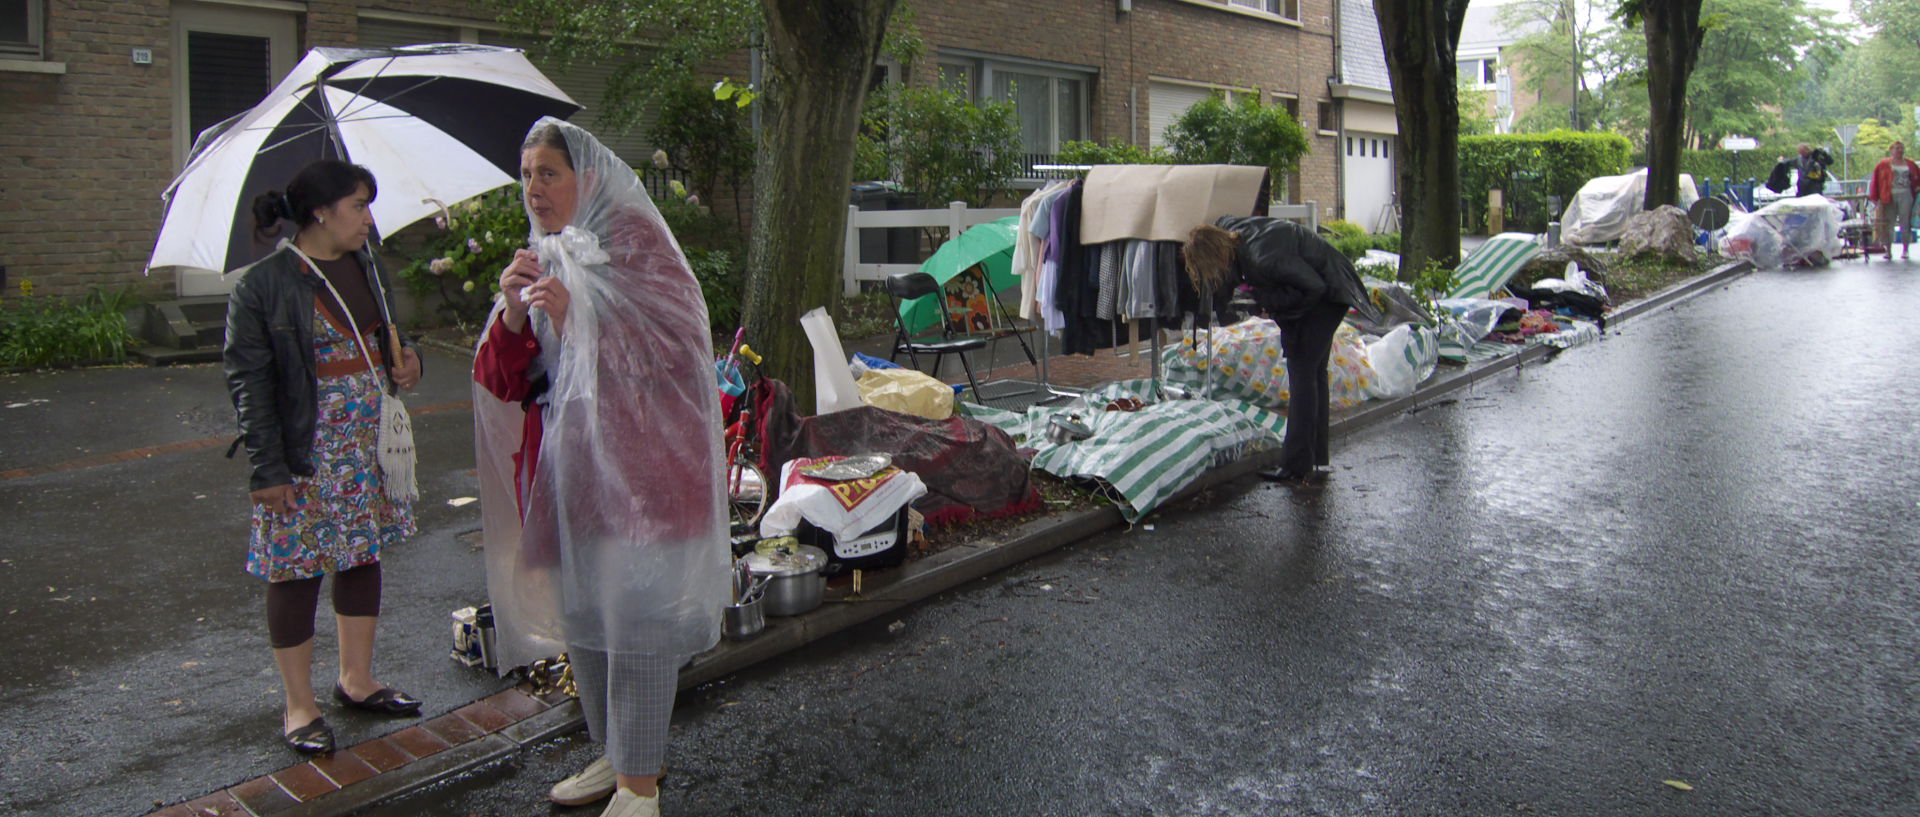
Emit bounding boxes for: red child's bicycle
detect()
[716,330,766,537]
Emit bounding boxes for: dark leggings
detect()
[266,563,383,649]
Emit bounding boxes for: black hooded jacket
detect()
[1214,215,1380,325]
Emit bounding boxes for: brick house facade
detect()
[1,0,1342,299]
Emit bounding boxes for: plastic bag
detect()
[1529,261,1609,301]
[1435,298,1516,344]
[848,352,902,379]
[856,368,955,420]
[801,307,863,415]
[1351,280,1434,335]
[1364,324,1439,400]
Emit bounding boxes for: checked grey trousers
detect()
[569,646,684,776]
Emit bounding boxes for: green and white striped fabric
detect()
[1437,316,1603,362]
[962,380,1283,523]
[1438,337,1525,363]
[1449,233,1542,300]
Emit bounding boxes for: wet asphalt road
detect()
[367,261,1920,816]
[0,348,506,817]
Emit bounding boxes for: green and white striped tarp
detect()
[1449,233,1542,300]
[961,380,1283,523]
[1437,316,1603,362]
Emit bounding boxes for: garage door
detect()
[1343,131,1396,234]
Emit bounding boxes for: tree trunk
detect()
[742,0,899,414]
[1376,0,1471,282]
[1641,0,1704,210]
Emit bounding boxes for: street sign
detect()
[1837,124,1861,179]
[1721,136,1759,151]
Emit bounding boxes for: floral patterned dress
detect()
[246,302,416,582]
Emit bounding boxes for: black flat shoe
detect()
[283,716,334,755]
[333,684,423,716]
[1260,467,1329,486]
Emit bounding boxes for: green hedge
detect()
[1459,130,1632,233]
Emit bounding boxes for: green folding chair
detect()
[1448,232,1542,300]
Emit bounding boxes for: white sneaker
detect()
[599,788,661,817]
[549,754,616,806]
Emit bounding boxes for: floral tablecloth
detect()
[1160,318,1376,411]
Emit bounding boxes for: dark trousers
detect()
[1277,302,1349,475]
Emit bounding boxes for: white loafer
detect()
[599,788,661,817]
[549,754,616,806]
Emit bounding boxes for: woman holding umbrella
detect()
[472,119,727,817]
[224,159,425,754]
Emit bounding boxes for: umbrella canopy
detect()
[898,216,1023,336]
[149,43,580,274]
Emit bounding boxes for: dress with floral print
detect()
[246,304,415,582]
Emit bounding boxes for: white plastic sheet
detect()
[1719,195,1844,269]
[1562,169,1699,245]
[1529,261,1609,301]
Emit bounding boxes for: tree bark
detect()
[742,0,899,413]
[1640,0,1704,210]
[1375,0,1471,282]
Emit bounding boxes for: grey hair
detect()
[522,123,574,169]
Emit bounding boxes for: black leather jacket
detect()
[1214,215,1380,324]
[222,245,415,491]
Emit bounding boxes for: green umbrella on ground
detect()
[898,216,1023,336]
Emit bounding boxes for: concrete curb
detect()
[157,257,1753,817]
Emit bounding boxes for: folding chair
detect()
[885,272,986,399]
[1448,232,1543,300]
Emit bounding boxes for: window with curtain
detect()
[936,60,974,98]
[2,0,43,58]
[990,69,1089,155]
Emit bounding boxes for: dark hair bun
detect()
[252,190,290,235]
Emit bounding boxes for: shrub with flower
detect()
[397,185,530,327]
[398,168,746,337]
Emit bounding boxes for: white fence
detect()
[1272,201,1318,232]
[840,199,1319,296]
[842,202,1018,296]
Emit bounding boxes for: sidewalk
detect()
[138,257,1754,817]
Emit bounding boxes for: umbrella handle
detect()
[422,197,452,228]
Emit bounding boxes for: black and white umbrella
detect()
[149,43,580,274]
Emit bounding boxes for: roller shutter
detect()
[1149,81,1214,149]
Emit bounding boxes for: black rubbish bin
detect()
[850,183,921,265]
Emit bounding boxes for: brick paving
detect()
[137,686,554,817]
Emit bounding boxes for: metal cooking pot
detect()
[1046,414,1093,445]
[743,544,827,616]
[722,596,765,640]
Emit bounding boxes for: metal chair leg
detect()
[955,349,983,403]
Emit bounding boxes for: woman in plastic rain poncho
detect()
[472,117,727,817]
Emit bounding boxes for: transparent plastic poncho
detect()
[473,117,727,668]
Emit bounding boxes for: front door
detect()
[167,2,296,294]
